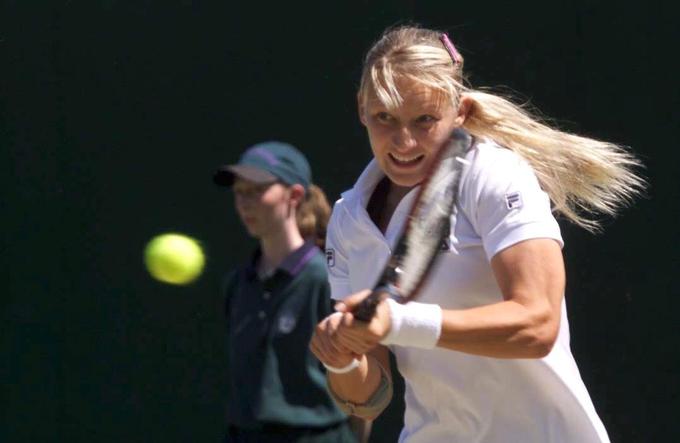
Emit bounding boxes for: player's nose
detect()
[391,126,417,150]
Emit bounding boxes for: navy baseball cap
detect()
[213,141,311,191]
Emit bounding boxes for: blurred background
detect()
[2,1,678,442]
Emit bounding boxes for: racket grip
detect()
[353,289,388,322]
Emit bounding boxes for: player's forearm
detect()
[327,348,393,420]
[438,299,559,358]
[328,354,383,404]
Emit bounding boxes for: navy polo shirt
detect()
[222,241,347,430]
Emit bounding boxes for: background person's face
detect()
[232,178,291,239]
[360,78,459,187]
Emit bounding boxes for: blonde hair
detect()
[297,184,332,249]
[359,26,645,231]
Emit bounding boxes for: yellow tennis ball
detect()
[144,233,205,285]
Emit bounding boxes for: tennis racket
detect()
[353,127,472,322]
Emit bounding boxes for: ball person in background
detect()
[310,26,644,443]
[214,141,358,442]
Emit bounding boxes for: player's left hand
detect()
[333,290,392,355]
[310,312,359,369]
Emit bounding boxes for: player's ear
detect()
[454,95,473,127]
[357,93,367,126]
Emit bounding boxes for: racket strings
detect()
[397,150,466,296]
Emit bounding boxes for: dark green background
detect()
[2,1,678,442]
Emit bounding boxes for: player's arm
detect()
[437,237,564,358]
[434,147,565,358]
[326,345,392,420]
[316,201,392,418]
[334,238,563,359]
[310,314,392,420]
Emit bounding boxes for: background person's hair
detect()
[358,25,645,231]
[297,184,331,250]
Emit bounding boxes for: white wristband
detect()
[380,298,442,349]
[323,358,360,374]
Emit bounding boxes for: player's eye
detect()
[375,112,394,123]
[415,114,437,124]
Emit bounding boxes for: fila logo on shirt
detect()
[505,191,523,210]
[325,249,335,267]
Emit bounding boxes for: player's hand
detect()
[334,290,392,355]
[310,312,358,369]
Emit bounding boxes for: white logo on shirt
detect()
[278,314,297,334]
[505,192,523,210]
[325,248,335,267]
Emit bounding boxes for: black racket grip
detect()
[353,288,391,322]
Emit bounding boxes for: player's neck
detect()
[387,182,413,205]
[368,178,414,234]
[259,220,305,271]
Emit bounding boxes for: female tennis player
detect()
[309,25,644,443]
[214,141,358,442]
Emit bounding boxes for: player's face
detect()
[232,178,291,238]
[360,78,463,187]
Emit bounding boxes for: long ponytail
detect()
[463,90,645,231]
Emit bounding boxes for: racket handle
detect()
[353,288,389,322]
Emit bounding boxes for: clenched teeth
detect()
[390,153,424,162]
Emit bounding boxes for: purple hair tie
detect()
[440,33,462,64]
